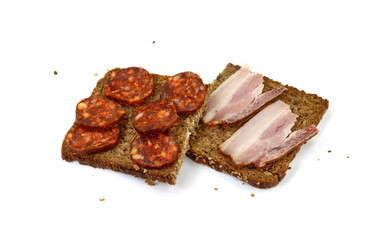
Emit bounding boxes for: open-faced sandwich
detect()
[187,63,329,188]
[61,67,207,185]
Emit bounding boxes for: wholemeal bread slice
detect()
[61,68,204,185]
[187,63,329,188]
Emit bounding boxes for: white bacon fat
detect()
[203,65,286,125]
[220,100,318,167]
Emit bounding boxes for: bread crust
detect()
[61,69,205,185]
[187,63,329,188]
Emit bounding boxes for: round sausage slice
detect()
[75,95,125,129]
[132,99,178,133]
[65,124,119,154]
[160,71,206,113]
[104,67,154,106]
[130,132,178,169]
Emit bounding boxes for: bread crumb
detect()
[54,71,58,75]
[152,41,156,44]
[99,198,105,201]
[328,150,332,153]
[214,188,218,191]
[93,73,98,77]
[145,179,155,186]
[251,193,255,197]
[317,158,320,160]
[347,156,350,158]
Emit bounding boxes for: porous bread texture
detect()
[62,69,205,185]
[187,63,329,188]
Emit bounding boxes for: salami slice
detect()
[75,95,125,129]
[130,132,178,169]
[160,71,206,113]
[65,124,119,154]
[132,99,178,133]
[104,67,154,106]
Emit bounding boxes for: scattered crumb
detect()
[242,182,245,185]
[317,158,320,160]
[152,41,156,44]
[328,150,332,153]
[214,188,218,191]
[99,198,105,201]
[53,71,58,75]
[347,156,350,159]
[93,73,98,77]
[288,166,292,169]
[251,193,255,197]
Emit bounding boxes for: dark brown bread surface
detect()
[62,69,205,185]
[187,63,329,188]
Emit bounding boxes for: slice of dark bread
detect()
[61,68,205,185]
[187,63,329,188]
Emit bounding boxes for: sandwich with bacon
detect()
[187,63,329,188]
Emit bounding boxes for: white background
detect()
[1,0,390,239]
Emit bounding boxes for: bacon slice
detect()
[203,65,285,125]
[220,100,318,167]
[220,100,297,165]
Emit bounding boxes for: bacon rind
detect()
[254,125,319,167]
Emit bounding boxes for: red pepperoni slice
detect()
[132,99,178,133]
[65,124,119,154]
[160,71,206,113]
[75,95,125,129]
[130,132,178,169]
[104,67,154,106]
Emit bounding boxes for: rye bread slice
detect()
[187,63,329,188]
[61,68,204,185]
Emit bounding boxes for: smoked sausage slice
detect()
[104,67,153,106]
[75,95,125,129]
[65,124,119,154]
[160,72,206,113]
[130,132,178,169]
[132,99,178,133]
